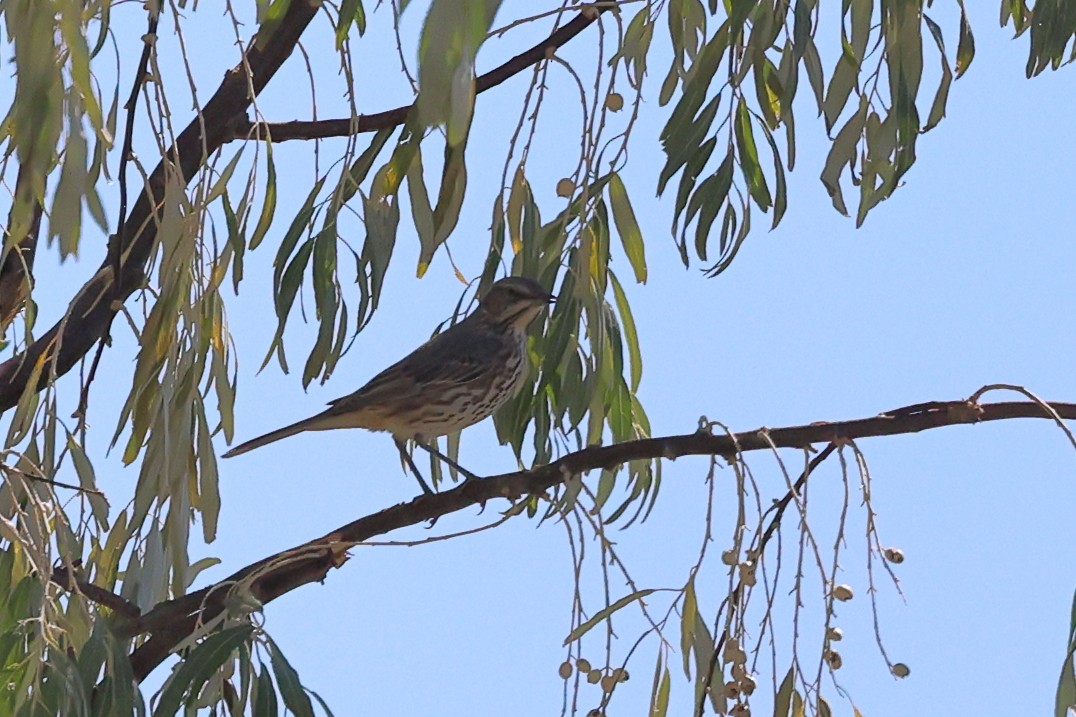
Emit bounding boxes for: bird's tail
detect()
[222,417,318,458]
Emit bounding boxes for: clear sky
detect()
[20,1,1076,715]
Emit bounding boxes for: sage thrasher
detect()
[222,276,555,489]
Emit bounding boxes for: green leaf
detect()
[261,237,315,372]
[249,146,277,250]
[658,94,721,195]
[272,176,326,291]
[1058,589,1076,717]
[956,0,975,78]
[253,665,279,717]
[735,101,771,211]
[335,0,366,47]
[622,8,654,88]
[51,117,87,259]
[206,148,245,205]
[672,135,717,234]
[607,174,647,283]
[802,38,826,110]
[66,434,109,530]
[820,97,867,216]
[422,141,468,274]
[1057,650,1076,717]
[774,666,795,717]
[758,122,788,228]
[683,151,733,263]
[563,589,656,645]
[153,624,253,717]
[822,55,857,132]
[267,636,316,717]
[406,144,434,249]
[922,15,953,132]
[649,657,671,717]
[609,273,642,392]
[416,0,502,144]
[680,577,697,679]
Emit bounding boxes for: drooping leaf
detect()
[607,173,647,283]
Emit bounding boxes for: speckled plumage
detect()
[222,277,554,458]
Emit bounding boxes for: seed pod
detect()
[884,547,905,564]
[605,93,624,112]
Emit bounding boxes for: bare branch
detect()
[229,9,607,143]
[123,395,1076,681]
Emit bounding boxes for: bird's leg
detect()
[394,438,434,495]
[414,440,483,483]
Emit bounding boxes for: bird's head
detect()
[478,276,556,330]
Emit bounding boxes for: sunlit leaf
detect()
[608,174,647,283]
[153,625,253,716]
[563,589,657,645]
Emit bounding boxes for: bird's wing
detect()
[325,321,502,414]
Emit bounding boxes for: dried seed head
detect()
[739,560,757,586]
[723,682,741,699]
[832,584,854,602]
[605,93,624,112]
[741,674,757,695]
[600,675,616,693]
[825,650,843,670]
[556,178,575,197]
[891,662,910,678]
[587,669,602,684]
[884,547,905,564]
[721,549,739,566]
[558,661,573,679]
[577,658,591,673]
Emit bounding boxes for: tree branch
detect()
[122,396,1076,681]
[0,0,322,410]
[229,8,606,143]
[52,563,141,620]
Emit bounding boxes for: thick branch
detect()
[229,9,605,143]
[123,396,1076,681]
[0,0,321,410]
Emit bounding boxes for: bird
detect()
[222,276,555,487]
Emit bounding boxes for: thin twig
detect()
[229,8,611,143]
[75,7,160,434]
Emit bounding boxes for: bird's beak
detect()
[545,291,556,304]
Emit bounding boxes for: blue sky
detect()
[18,1,1076,715]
